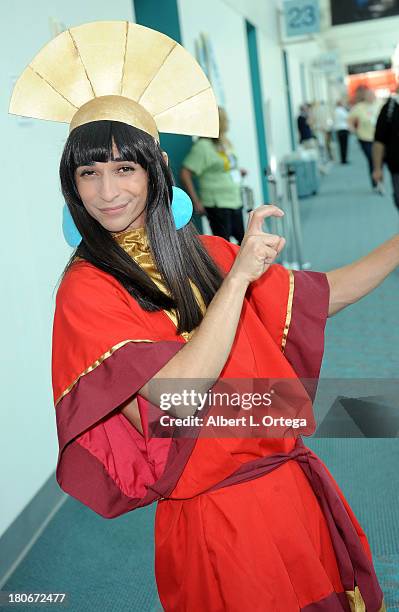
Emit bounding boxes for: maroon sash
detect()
[166,438,383,612]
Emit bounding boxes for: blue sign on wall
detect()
[283,0,321,37]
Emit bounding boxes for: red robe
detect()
[51,234,385,612]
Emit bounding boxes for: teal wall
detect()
[134,0,202,231]
[245,21,269,202]
[134,0,181,40]
[133,0,191,172]
[283,50,296,152]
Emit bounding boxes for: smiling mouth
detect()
[101,203,128,214]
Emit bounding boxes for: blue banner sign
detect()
[284,0,321,37]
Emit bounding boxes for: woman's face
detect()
[74,142,148,232]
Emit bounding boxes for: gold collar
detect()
[73,226,206,340]
[110,226,149,257]
[111,226,167,296]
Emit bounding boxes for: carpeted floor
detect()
[3,137,399,611]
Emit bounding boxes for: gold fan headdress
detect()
[9,20,219,140]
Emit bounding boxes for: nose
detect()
[98,170,120,203]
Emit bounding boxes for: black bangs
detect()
[67,120,157,170]
[58,119,225,335]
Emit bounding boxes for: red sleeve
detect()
[199,235,292,348]
[199,235,330,385]
[248,265,329,388]
[283,270,330,381]
[52,262,190,518]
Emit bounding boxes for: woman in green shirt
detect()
[180,108,245,244]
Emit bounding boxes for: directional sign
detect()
[283,0,321,38]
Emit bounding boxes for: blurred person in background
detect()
[349,87,382,192]
[297,103,315,146]
[373,86,399,213]
[313,100,334,163]
[298,102,329,175]
[334,100,350,164]
[180,107,245,244]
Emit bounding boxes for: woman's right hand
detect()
[227,205,286,286]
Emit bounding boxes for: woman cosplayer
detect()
[10,21,398,612]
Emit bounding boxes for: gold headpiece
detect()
[9,21,219,141]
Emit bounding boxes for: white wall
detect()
[219,0,294,165]
[0,0,134,539]
[178,0,263,207]
[254,1,293,176]
[178,0,303,205]
[286,39,327,112]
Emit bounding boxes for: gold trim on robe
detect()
[281,269,294,352]
[55,338,155,407]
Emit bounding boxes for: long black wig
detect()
[58,120,224,335]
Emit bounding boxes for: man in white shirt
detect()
[334,100,350,164]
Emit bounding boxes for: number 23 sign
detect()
[283,0,321,37]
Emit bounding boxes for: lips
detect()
[101,203,128,214]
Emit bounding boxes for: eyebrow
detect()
[78,158,134,167]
